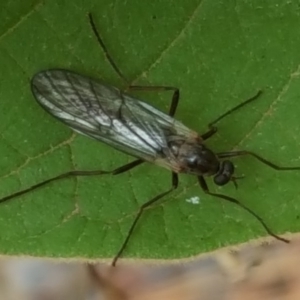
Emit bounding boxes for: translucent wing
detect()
[31,69,198,169]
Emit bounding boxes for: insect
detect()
[1,13,300,267]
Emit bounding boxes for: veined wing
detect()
[31,69,198,166]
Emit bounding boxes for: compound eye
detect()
[214,174,230,186]
[223,161,234,176]
[213,160,234,186]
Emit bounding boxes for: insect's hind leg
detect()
[88,14,180,118]
[0,159,144,205]
[128,85,179,117]
[88,13,129,85]
[201,90,263,141]
[112,172,179,266]
[197,176,289,243]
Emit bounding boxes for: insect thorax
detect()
[168,138,220,176]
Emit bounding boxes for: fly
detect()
[1,13,300,266]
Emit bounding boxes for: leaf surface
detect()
[1,0,300,261]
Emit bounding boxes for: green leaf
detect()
[1,0,300,261]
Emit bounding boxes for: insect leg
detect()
[88,13,129,84]
[217,151,300,171]
[128,85,179,117]
[201,127,218,140]
[209,90,263,127]
[88,13,180,118]
[112,172,179,266]
[197,176,289,243]
[201,91,263,140]
[0,159,143,205]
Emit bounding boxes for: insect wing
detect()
[31,70,195,168]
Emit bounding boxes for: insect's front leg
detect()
[217,151,300,171]
[201,126,218,140]
[197,176,288,243]
[201,91,263,141]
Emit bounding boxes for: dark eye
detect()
[214,174,229,185]
[213,161,234,186]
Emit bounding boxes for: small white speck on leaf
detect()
[186,196,200,205]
